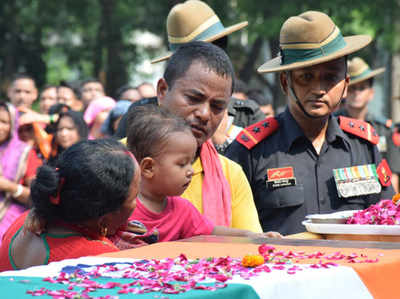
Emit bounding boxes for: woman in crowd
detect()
[0,139,140,271]
[0,103,32,243]
[83,96,115,139]
[101,100,132,137]
[47,110,88,167]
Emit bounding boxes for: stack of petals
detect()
[346,200,400,225]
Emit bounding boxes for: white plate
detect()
[302,220,400,235]
[306,210,359,224]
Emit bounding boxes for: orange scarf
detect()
[200,140,232,227]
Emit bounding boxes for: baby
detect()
[123,105,281,243]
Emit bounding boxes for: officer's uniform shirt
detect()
[392,123,400,169]
[226,108,395,235]
[228,98,266,128]
[335,109,400,174]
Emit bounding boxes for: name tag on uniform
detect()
[266,167,296,189]
[333,164,381,198]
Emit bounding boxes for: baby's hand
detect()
[109,228,149,250]
[246,230,283,239]
[263,231,283,239]
[23,209,46,235]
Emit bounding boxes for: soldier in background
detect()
[247,89,275,118]
[335,57,400,192]
[151,0,265,128]
[116,0,265,140]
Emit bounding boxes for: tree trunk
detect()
[99,0,128,96]
[265,38,285,110]
[2,1,18,89]
[93,4,105,80]
[238,36,263,83]
[389,1,400,123]
[391,53,400,123]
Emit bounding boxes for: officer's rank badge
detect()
[333,164,382,198]
[266,166,296,189]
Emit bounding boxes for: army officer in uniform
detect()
[226,11,395,235]
[335,57,400,193]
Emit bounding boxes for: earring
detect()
[100,225,108,237]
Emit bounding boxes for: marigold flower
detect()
[242,254,265,267]
[392,193,400,205]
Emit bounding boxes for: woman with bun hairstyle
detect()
[0,139,140,271]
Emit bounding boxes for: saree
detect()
[0,104,31,243]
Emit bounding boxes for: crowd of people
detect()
[0,0,398,271]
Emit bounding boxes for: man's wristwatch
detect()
[214,140,230,153]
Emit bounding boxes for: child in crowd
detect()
[121,105,281,244]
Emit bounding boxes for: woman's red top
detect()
[0,211,119,272]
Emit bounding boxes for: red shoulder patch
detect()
[339,116,379,145]
[377,159,392,187]
[236,117,279,150]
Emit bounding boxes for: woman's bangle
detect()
[12,184,23,198]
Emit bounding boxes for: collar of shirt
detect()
[280,108,350,152]
[326,115,351,151]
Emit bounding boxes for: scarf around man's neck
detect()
[199,140,232,227]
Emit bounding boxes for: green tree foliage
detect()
[0,0,398,101]
[234,0,400,105]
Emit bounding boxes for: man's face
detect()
[138,84,156,98]
[120,88,142,102]
[40,87,58,114]
[260,104,274,118]
[232,92,247,100]
[81,82,105,107]
[8,78,38,109]
[157,62,232,147]
[58,86,77,108]
[345,81,374,110]
[283,58,349,118]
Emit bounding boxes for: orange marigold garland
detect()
[392,193,400,205]
[242,254,265,267]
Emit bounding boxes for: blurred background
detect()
[1,0,399,120]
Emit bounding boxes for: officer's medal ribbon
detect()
[333,164,381,198]
[266,167,296,189]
